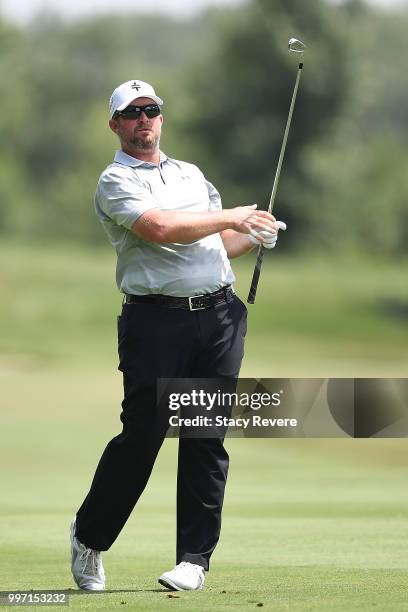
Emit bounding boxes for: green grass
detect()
[1,380,408,611]
[1,242,408,610]
[1,240,407,375]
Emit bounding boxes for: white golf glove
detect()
[248,221,287,249]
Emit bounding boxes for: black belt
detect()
[124,286,234,311]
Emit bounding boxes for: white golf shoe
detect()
[158,561,205,591]
[70,518,105,591]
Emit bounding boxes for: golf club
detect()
[247,37,306,304]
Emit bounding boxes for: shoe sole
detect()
[158,577,203,591]
[158,577,183,591]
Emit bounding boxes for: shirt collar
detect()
[114,149,168,167]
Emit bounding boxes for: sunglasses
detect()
[114,104,161,120]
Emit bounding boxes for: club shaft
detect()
[247,61,304,304]
[268,61,303,213]
[247,246,264,304]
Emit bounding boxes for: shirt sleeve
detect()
[202,177,222,212]
[95,167,159,230]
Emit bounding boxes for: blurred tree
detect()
[0,17,33,234]
[186,0,350,251]
[298,131,408,255]
[297,0,408,255]
[1,13,213,243]
[1,2,407,254]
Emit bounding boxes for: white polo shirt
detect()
[95,150,235,297]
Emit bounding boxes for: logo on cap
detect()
[131,82,141,91]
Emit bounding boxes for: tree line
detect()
[1,0,407,254]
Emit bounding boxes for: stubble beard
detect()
[129,132,160,151]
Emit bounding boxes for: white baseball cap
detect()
[109,80,164,118]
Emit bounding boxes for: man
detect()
[70,80,286,592]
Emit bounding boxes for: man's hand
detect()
[227,204,280,235]
[248,221,287,249]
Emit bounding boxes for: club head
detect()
[288,38,306,54]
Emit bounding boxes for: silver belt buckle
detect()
[188,295,206,311]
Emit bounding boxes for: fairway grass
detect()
[1,368,408,610]
[1,243,408,610]
[1,241,407,375]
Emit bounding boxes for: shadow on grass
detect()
[64,588,169,595]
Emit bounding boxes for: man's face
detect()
[109,96,163,152]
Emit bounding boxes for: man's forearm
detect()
[133,209,236,243]
[220,229,255,259]
[132,204,278,244]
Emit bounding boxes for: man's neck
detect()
[121,145,160,165]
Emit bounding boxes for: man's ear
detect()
[109,118,119,134]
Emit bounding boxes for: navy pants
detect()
[75,294,247,570]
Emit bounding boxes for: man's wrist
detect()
[222,209,235,231]
[246,234,259,249]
